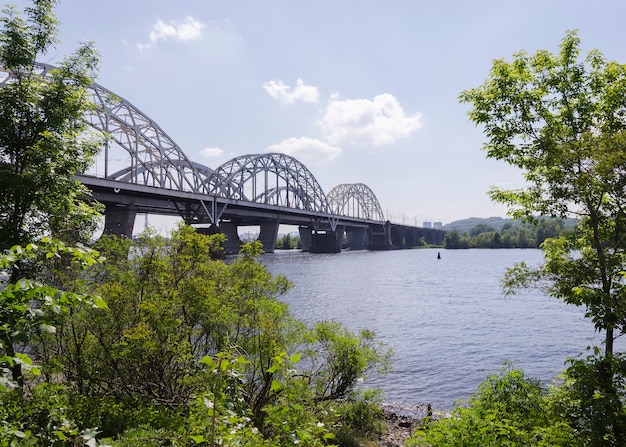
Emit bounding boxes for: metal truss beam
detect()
[205,153,330,214]
[327,183,385,222]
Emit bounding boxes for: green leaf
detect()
[14,353,33,365]
[289,352,302,364]
[190,435,206,444]
[200,356,215,367]
[91,295,108,309]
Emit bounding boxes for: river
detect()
[260,248,604,410]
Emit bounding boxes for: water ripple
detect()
[262,248,607,409]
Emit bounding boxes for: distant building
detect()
[423,221,432,228]
[433,222,443,229]
[240,231,258,242]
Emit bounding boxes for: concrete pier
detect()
[103,205,136,238]
[310,229,343,253]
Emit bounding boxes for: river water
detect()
[260,248,605,410]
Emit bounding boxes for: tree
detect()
[0,0,103,251]
[0,240,108,445]
[52,227,390,442]
[469,223,495,237]
[443,229,471,249]
[0,239,106,390]
[460,30,626,444]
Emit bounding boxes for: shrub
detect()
[407,364,575,447]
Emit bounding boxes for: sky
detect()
[8,0,626,228]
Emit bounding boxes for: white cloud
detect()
[200,147,224,158]
[150,16,204,42]
[138,16,205,49]
[263,78,319,104]
[267,137,341,163]
[319,93,422,146]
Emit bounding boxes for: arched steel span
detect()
[109,160,213,183]
[0,62,212,194]
[327,183,385,222]
[206,153,330,213]
[0,62,386,222]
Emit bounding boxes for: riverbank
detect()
[377,412,418,446]
[373,404,431,447]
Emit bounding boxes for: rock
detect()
[374,405,424,447]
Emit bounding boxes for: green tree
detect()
[0,240,107,445]
[53,227,389,443]
[536,218,565,246]
[469,223,495,237]
[0,239,106,389]
[460,30,626,445]
[276,232,300,249]
[471,231,495,248]
[0,0,103,251]
[443,229,471,249]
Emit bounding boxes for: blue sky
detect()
[10,0,626,227]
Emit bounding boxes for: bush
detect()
[407,364,575,447]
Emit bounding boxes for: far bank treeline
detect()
[442,217,577,249]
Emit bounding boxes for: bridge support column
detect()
[219,221,241,254]
[103,204,136,238]
[298,226,312,252]
[389,222,411,249]
[345,227,367,250]
[310,226,343,253]
[423,228,445,245]
[257,221,279,254]
[368,221,394,250]
[406,230,416,247]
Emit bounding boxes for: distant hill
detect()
[443,217,512,233]
[443,216,578,234]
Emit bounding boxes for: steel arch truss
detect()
[206,153,330,213]
[109,160,213,184]
[0,62,211,193]
[1,62,387,226]
[86,77,211,192]
[327,183,385,222]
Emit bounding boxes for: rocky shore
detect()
[373,404,433,447]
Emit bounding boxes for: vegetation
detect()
[1,227,392,446]
[276,232,300,249]
[411,30,626,446]
[10,1,626,445]
[443,217,574,249]
[0,0,103,251]
[408,364,576,446]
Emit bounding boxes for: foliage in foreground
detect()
[408,355,626,447]
[0,228,391,446]
[458,30,626,444]
[0,240,108,445]
[0,0,104,251]
[407,365,576,447]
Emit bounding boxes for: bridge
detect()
[1,63,445,254]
